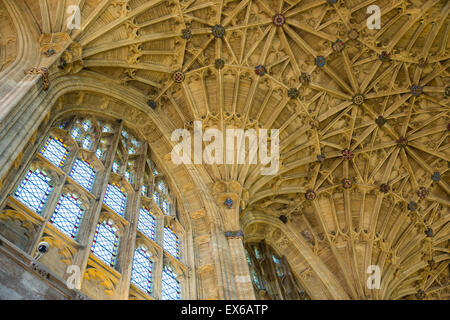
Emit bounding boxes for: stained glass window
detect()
[131,248,153,295]
[121,130,129,139]
[163,225,180,259]
[141,185,148,197]
[40,136,69,168]
[71,127,82,141]
[112,160,120,173]
[91,221,119,267]
[272,255,284,277]
[50,193,84,239]
[82,135,93,150]
[137,206,156,240]
[96,148,104,160]
[158,181,166,194]
[153,191,160,206]
[69,159,96,191]
[104,183,127,216]
[125,170,133,184]
[162,199,170,215]
[82,119,92,132]
[58,121,68,130]
[102,124,113,133]
[161,266,180,300]
[15,169,53,214]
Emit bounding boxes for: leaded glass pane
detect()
[124,170,133,184]
[161,266,180,300]
[153,191,160,206]
[14,169,52,214]
[91,221,119,267]
[112,160,120,173]
[71,127,82,141]
[163,226,180,259]
[50,193,84,239]
[102,123,113,133]
[158,181,166,194]
[82,119,92,132]
[131,248,153,295]
[69,159,96,191]
[96,148,104,160]
[137,207,156,240]
[104,184,127,216]
[141,185,148,197]
[162,199,170,215]
[40,136,69,168]
[82,135,93,150]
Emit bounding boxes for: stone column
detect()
[213,180,255,300]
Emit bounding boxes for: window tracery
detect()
[0,114,186,300]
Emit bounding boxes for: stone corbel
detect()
[24,67,49,91]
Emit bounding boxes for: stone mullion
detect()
[117,142,148,299]
[72,120,124,291]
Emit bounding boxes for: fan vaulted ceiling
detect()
[11,0,450,299]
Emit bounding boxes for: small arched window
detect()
[163,225,180,260]
[50,192,85,239]
[14,168,53,214]
[131,248,153,295]
[91,221,119,267]
[161,265,180,300]
[40,136,69,168]
[137,206,156,240]
[103,183,127,216]
[69,158,96,191]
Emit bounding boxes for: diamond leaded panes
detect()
[104,183,127,216]
[162,199,170,215]
[137,206,156,240]
[163,225,180,259]
[161,266,180,300]
[15,169,53,214]
[50,193,84,239]
[91,221,119,267]
[69,159,96,191]
[40,136,69,168]
[71,127,82,141]
[131,248,153,295]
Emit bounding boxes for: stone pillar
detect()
[213,180,255,300]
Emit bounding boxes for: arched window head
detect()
[50,192,85,239]
[137,206,156,241]
[161,265,180,300]
[131,247,153,295]
[14,168,53,214]
[163,225,180,260]
[69,158,96,191]
[40,136,69,168]
[104,183,127,216]
[91,220,119,267]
